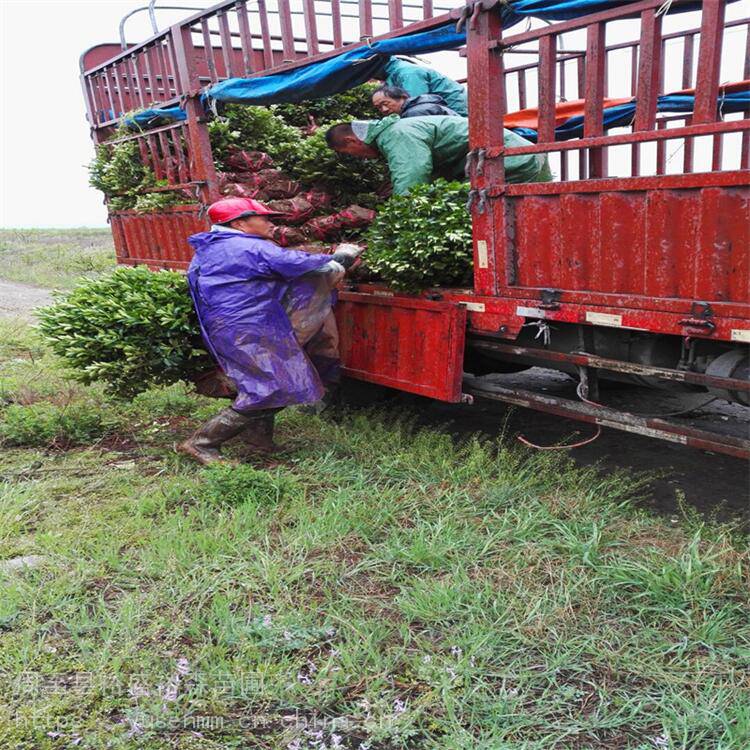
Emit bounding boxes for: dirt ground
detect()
[0,279,53,321]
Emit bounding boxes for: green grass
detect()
[0,229,115,289]
[0,319,748,749]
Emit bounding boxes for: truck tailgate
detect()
[335,292,467,402]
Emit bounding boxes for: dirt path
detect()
[0,280,53,321]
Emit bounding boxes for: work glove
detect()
[331,243,365,269]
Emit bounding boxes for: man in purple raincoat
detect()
[178,197,363,465]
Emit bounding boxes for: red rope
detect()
[516,424,602,451]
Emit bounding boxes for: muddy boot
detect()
[242,409,283,454]
[177,407,255,465]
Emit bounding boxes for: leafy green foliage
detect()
[201,463,301,507]
[0,402,111,448]
[88,140,153,211]
[288,126,387,208]
[132,185,186,213]
[272,83,378,127]
[37,267,211,399]
[364,179,473,290]
[88,137,184,213]
[209,104,302,171]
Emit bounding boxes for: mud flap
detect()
[335,291,467,402]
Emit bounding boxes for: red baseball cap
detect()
[208,197,280,225]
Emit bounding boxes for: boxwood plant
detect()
[37,267,211,399]
[364,180,473,290]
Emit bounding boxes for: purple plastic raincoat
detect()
[187,230,339,413]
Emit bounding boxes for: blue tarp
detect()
[123,106,187,129]
[204,23,466,107]
[513,89,750,142]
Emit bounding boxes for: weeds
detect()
[0,319,748,749]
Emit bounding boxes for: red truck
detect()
[79,0,749,458]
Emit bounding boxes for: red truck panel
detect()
[110,206,207,270]
[508,184,749,305]
[335,292,467,402]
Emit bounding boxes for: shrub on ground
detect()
[37,267,210,399]
[364,179,473,290]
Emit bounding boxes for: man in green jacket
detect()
[325,115,551,196]
[378,57,468,117]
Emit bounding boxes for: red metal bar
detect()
[235,1,255,75]
[584,22,606,177]
[389,0,404,30]
[256,0,275,69]
[155,40,171,97]
[217,10,237,77]
[634,9,661,131]
[137,137,154,179]
[655,118,666,174]
[693,0,725,123]
[712,131,724,171]
[100,69,117,119]
[158,131,177,183]
[466,2,504,297]
[200,19,219,82]
[331,0,343,47]
[175,126,190,182]
[302,0,320,55]
[423,0,433,19]
[630,44,639,175]
[503,168,749,194]
[577,55,587,179]
[82,74,100,129]
[170,23,219,202]
[165,35,181,97]
[148,134,165,180]
[130,54,146,109]
[537,34,557,143]
[682,34,696,173]
[360,0,374,38]
[277,0,296,61]
[499,118,750,156]
[142,45,156,99]
[518,69,527,109]
[112,63,128,116]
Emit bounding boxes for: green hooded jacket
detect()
[362,115,551,196]
[384,58,468,116]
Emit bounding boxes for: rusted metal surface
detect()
[507,185,749,305]
[335,292,467,402]
[464,377,750,460]
[110,206,208,270]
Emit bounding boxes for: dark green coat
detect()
[363,115,551,195]
[384,59,468,117]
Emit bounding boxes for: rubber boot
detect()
[242,409,282,454]
[177,407,255,465]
